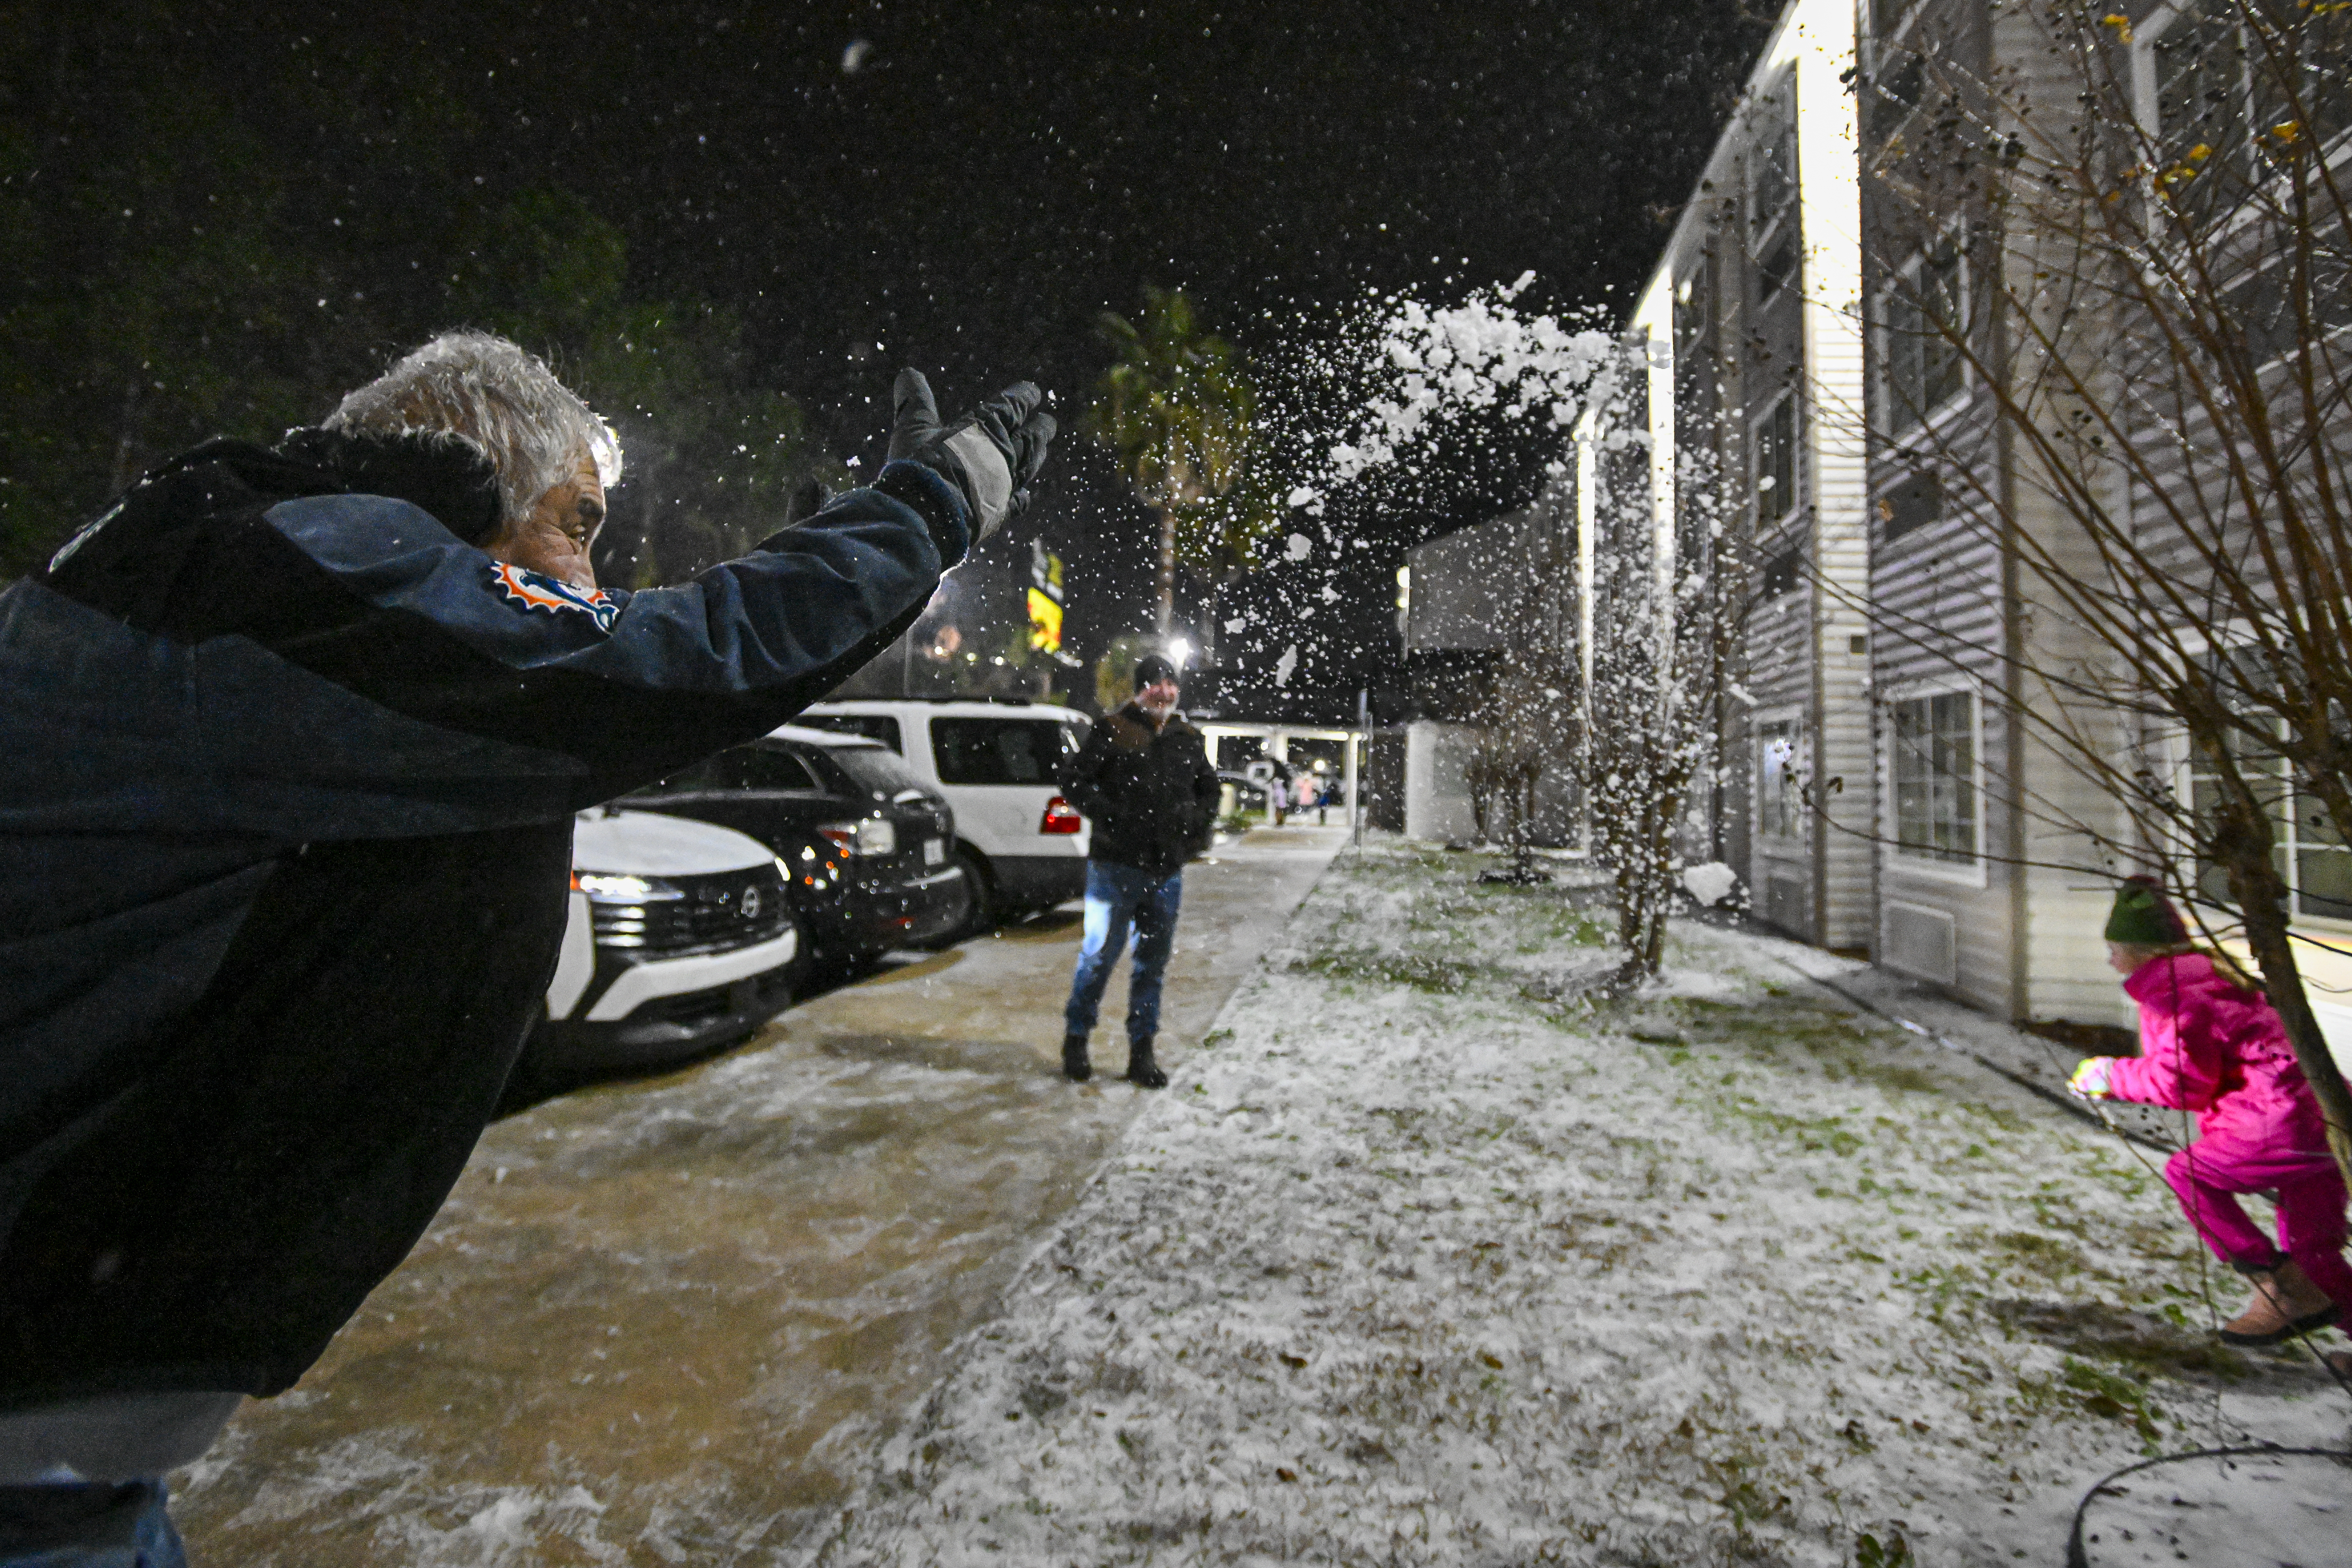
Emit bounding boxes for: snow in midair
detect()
[1282,272,1619,519]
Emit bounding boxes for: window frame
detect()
[1876,228,1970,438]
[1752,389,1802,526]
[2162,664,2352,933]
[1883,678,1989,886]
[2131,0,2352,237]
[1754,708,1810,857]
[1748,112,1799,249]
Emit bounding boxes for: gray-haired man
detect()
[0,337,1052,1564]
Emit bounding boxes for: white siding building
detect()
[1582,0,1875,951]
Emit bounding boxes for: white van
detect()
[794,697,1091,928]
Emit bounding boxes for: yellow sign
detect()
[1026,587,1063,652]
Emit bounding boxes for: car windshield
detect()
[632,744,826,795]
[830,743,930,798]
[797,713,902,752]
[930,717,1078,785]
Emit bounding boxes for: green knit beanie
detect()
[2104,876,2189,945]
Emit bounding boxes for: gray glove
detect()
[887,369,1056,543]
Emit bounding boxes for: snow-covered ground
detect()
[806,840,2350,1568]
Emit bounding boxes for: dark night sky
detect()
[23,0,1771,694]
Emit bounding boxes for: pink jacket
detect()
[2110,952,2328,1154]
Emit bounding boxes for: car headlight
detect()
[576,872,685,902]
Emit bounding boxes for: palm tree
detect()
[1084,287,1260,633]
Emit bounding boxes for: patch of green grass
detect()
[1714,1095,1867,1157]
[1973,1227,2102,1285]
[2042,1356,2164,1448]
[1292,944,1480,994]
[1989,1297,2253,1381]
[1853,1528,1914,1567]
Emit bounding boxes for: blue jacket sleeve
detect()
[259,460,969,801]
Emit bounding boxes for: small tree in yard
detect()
[1861,0,2352,1181]
[1581,375,1749,982]
[1464,511,1583,882]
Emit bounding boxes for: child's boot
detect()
[1062,1033,1091,1082]
[2218,1260,2338,1345]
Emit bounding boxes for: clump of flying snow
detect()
[1284,272,1619,517]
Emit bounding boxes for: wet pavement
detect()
[173,825,1346,1567]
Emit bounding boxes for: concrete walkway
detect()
[174,826,1346,1567]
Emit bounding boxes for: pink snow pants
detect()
[2164,1139,2352,1324]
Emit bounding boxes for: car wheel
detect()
[915,856,979,950]
[951,847,995,939]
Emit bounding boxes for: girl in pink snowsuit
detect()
[2070,878,2352,1347]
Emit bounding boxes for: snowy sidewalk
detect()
[172,828,1345,1567]
[806,841,2350,1568]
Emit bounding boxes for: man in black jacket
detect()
[0,333,1052,1565]
[1054,653,1219,1088]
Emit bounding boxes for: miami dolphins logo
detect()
[488,562,620,633]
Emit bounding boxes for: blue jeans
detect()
[1063,862,1183,1044]
[0,1482,183,1568]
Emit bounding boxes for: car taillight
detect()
[818,818,898,856]
[1040,795,1083,835]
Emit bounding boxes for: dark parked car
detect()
[626,725,970,968]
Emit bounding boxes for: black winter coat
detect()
[1056,705,1218,879]
[0,431,968,1412]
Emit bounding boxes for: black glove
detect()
[887,369,1056,544]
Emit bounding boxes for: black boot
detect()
[1061,1033,1091,1082]
[1123,1036,1168,1089]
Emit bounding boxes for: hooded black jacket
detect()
[1056,704,1218,880]
[0,431,967,1411]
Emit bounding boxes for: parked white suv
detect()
[529,807,800,1078]
[795,698,1091,929]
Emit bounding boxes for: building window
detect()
[1758,230,1802,302]
[1891,689,1978,864]
[2187,719,2352,923]
[1757,721,1804,844]
[1867,0,1920,38]
[1759,540,1803,599]
[1750,120,1796,239]
[1883,238,1964,432]
[2139,1,2352,229]
[1754,393,1799,523]
[1864,47,1926,141]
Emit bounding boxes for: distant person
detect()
[0,336,1054,1566]
[1054,653,1217,1088]
[2069,878,2352,1366]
